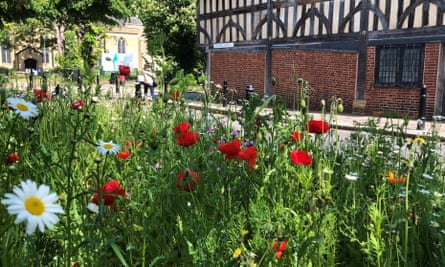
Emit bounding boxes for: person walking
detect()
[143,65,156,100]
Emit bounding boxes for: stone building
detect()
[0,17,147,76]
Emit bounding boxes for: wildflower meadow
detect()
[1,77,445,267]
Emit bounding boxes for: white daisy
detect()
[7,97,39,120]
[97,140,121,155]
[1,180,64,235]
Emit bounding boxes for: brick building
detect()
[197,0,445,118]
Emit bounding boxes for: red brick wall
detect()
[209,51,265,101]
[209,43,440,117]
[424,42,440,117]
[366,42,439,117]
[210,49,358,112]
[271,50,357,112]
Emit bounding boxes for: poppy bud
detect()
[301,99,306,108]
[72,100,85,110]
[256,131,263,141]
[337,103,344,113]
[4,153,19,164]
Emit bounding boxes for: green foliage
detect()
[168,69,198,92]
[56,30,82,70]
[0,0,38,29]
[136,0,205,74]
[80,24,106,69]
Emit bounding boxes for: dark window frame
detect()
[374,44,424,88]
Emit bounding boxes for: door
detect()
[24,58,37,70]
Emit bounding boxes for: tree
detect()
[49,0,132,55]
[0,0,38,29]
[135,0,204,75]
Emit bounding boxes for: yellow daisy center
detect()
[103,143,113,150]
[17,103,29,112]
[25,196,45,215]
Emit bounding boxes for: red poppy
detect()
[272,241,287,259]
[117,150,131,159]
[237,146,257,168]
[290,150,313,166]
[176,170,200,192]
[33,89,51,102]
[218,139,241,159]
[172,91,181,100]
[172,122,191,134]
[4,153,19,164]
[176,131,200,147]
[72,99,85,110]
[91,180,127,206]
[307,120,330,134]
[290,131,303,142]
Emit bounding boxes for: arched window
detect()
[117,38,126,54]
[1,37,11,64]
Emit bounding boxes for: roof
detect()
[127,17,143,26]
[115,16,143,27]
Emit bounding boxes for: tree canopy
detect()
[135,0,204,75]
[0,0,132,29]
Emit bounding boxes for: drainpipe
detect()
[265,0,273,97]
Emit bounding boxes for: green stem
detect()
[403,171,411,264]
[1,115,19,188]
[65,139,77,267]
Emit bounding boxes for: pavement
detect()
[186,100,445,141]
[19,83,445,141]
[100,85,445,141]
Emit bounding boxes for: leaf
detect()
[110,242,130,267]
[246,95,276,126]
[149,256,166,267]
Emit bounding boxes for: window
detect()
[375,44,424,87]
[41,35,49,63]
[1,44,11,64]
[41,47,49,63]
[118,38,126,54]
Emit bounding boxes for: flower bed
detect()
[1,88,444,266]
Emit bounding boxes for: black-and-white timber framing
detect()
[198,0,445,46]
